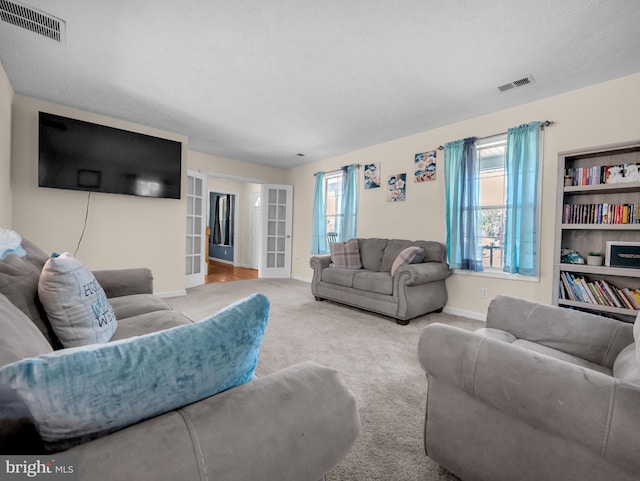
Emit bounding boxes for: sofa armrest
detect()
[310,256,332,296]
[92,268,154,298]
[487,295,634,367]
[419,323,640,474]
[67,361,360,481]
[395,262,452,286]
[310,255,332,271]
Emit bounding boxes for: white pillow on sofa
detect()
[38,252,117,347]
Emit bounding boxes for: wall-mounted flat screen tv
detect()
[39,112,182,199]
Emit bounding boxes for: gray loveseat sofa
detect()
[419,295,640,481]
[1,237,360,481]
[310,238,451,325]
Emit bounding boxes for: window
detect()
[324,171,344,239]
[445,122,542,277]
[478,134,507,270]
[311,165,358,254]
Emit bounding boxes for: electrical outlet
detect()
[480,288,489,299]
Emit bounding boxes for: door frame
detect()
[208,189,240,266]
[249,190,261,270]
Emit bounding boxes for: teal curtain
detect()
[310,172,327,254]
[339,164,358,241]
[444,137,482,271]
[503,121,541,275]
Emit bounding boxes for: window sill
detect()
[452,269,539,283]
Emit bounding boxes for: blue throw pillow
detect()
[0,293,270,448]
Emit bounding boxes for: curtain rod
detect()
[433,120,555,151]
[313,164,361,177]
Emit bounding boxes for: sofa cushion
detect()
[380,240,415,272]
[0,292,53,454]
[0,293,53,367]
[512,339,612,375]
[358,238,388,271]
[38,252,117,348]
[390,246,425,276]
[613,343,640,384]
[0,239,59,347]
[381,240,446,271]
[478,327,613,375]
[0,293,270,449]
[353,271,393,295]
[109,293,173,321]
[322,267,358,288]
[111,310,193,341]
[414,240,447,263]
[329,239,362,269]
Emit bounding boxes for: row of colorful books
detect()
[565,163,639,186]
[560,271,640,310]
[562,202,640,224]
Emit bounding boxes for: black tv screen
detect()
[39,112,182,199]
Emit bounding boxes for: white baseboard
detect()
[208,258,233,265]
[156,290,187,298]
[443,305,486,322]
[292,274,312,283]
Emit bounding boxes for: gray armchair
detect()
[418,295,640,481]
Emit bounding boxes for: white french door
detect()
[259,184,293,278]
[185,170,207,288]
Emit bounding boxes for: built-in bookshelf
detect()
[553,141,640,322]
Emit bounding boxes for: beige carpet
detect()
[166,278,483,481]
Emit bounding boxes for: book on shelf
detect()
[565,162,639,187]
[559,271,639,311]
[623,288,640,309]
[562,202,639,224]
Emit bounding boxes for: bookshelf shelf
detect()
[557,299,637,316]
[564,182,640,195]
[559,264,640,278]
[553,140,640,321]
[561,224,640,230]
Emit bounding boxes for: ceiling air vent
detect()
[0,0,65,43]
[498,75,534,93]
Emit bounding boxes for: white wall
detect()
[188,151,285,185]
[11,95,188,294]
[288,73,640,317]
[0,62,13,228]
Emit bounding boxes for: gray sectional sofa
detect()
[419,295,640,481]
[310,238,451,324]
[0,237,360,481]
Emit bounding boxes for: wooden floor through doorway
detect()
[206,260,258,283]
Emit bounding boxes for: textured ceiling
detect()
[1,0,639,168]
